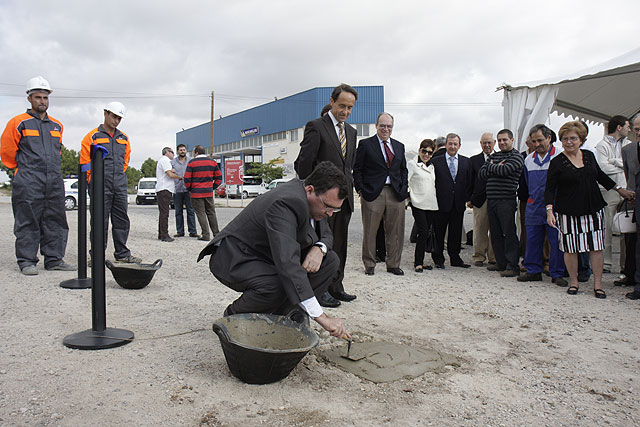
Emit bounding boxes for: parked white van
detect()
[136,177,157,205]
[226,176,268,198]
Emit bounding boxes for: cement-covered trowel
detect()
[340,338,378,361]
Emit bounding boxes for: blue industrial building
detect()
[176,85,384,177]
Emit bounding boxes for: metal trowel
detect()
[340,339,378,361]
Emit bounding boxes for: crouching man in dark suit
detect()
[198,161,350,338]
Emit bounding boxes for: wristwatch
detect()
[313,242,327,256]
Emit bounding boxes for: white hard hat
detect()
[104,101,126,118]
[26,76,52,94]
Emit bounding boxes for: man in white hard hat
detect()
[0,76,75,275]
[80,101,140,263]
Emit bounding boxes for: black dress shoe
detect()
[614,278,633,286]
[329,290,357,302]
[451,261,471,268]
[375,255,385,263]
[318,291,341,308]
[387,267,404,276]
[517,272,542,282]
[435,263,445,269]
[625,291,640,300]
[365,267,375,275]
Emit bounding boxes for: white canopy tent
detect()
[500,48,640,150]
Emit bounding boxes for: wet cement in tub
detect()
[223,315,312,351]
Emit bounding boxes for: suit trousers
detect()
[524,223,565,278]
[361,187,405,269]
[191,196,219,240]
[326,205,351,293]
[173,191,197,235]
[600,187,623,269]
[157,190,172,240]
[222,251,340,315]
[624,232,636,282]
[488,198,520,271]
[472,203,495,263]
[432,206,465,265]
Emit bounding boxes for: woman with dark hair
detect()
[408,139,439,272]
[545,121,634,298]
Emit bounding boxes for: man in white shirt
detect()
[596,115,631,271]
[468,132,496,266]
[156,147,182,242]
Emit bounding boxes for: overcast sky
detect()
[0,0,636,169]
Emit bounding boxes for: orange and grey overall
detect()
[0,110,69,269]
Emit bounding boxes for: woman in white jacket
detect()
[408,139,439,272]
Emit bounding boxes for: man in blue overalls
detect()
[0,76,75,275]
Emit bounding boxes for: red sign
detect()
[225,160,244,185]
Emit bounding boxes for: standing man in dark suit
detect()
[468,132,496,267]
[353,112,408,276]
[621,113,640,290]
[431,133,473,268]
[198,161,350,337]
[295,84,358,307]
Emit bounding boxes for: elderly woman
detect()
[545,121,634,298]
[408,139,439,272]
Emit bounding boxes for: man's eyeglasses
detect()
[420,149,434,155]
[317,193,341,213]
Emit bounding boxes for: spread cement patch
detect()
[318,341,461,383]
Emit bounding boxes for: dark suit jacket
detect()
[352,135,408,202]
[622,142,640,193]
[294,114,357,211]
[431,153,473,212]
[469,152,488,207]
[198,179,333,305]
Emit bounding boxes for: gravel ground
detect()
[1,196,639,426]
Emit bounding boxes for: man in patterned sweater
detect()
[478,129,524,277]
[184,145,222,241]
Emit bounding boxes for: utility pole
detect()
[210,90,214,156]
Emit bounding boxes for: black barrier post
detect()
[63,146,134,350]
[60,165,92,289]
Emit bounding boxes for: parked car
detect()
[226,176,268,199]
[264,178,292,192]
[64,178,90,210]
[136,177,157,205]
[215,183,226,197]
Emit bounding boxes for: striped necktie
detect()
[338,122,346,157]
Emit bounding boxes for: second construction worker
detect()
[80,102,140,263]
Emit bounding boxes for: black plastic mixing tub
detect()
[212,313,319,384]
[105,259,162,289]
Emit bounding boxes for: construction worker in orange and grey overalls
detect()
[0,76,76,275]
[80,102,140,264]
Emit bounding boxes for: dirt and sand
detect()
[1,196,640,426]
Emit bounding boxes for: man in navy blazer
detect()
[295,84,358,306]
[353,112,408,275]
[431,133,473,268]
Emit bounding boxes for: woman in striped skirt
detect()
[545,121,635,298]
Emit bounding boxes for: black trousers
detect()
[224,251,340,315]
[624,232,636,281]
[326,206,352,293]
[432,206,465,265]
[487,198,520,271]
[411,205,435,267]
[157,190,172,239]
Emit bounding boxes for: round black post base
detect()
[59,278,92,289]
[63,328,134,350]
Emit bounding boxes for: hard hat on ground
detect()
[104,101,126,118]
[26,76,52,94]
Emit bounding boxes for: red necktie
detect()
[383,140,394,168]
